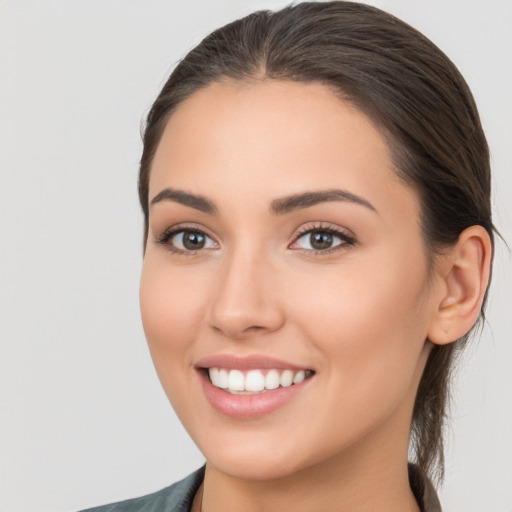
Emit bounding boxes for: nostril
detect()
[210,318,276,340]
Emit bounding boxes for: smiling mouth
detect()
[206,367,315,395]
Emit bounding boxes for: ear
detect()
[428,225,492,345]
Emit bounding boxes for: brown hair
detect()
[138,1,494,483]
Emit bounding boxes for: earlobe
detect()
[428,225,492,346]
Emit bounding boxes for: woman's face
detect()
[140,80,442,480]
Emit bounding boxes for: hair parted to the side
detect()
[138,1,495,483]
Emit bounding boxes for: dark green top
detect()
[80,467,205,512]
[80,464,441,512]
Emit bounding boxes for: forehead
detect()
[149,79,420,222]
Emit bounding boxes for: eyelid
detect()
[289,222,356,254]
[154,223,219,255]
[153,221,355,256]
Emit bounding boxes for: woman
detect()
[83,2,494,511]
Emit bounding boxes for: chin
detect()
[191,421,344,483]
[205,447,305,482]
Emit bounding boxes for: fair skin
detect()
[140,80,491,512]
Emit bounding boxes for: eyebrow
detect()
[150,188,218,214]
[270,189,378,215]
[149,187,377,216]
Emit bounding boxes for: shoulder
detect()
[78,466,205,512]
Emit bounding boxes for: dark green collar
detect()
[80,464,441,511]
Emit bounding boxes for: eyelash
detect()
[155,222,356,256]
[291,223,356,255]
[155,223,217,256]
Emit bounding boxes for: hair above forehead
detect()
[141,1,492,244]
[139,1,495,483]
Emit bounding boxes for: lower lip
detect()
[199,371,311,419]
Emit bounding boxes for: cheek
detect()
[291,251,429,344]
[139,259,207,376]
[286,252,431,421]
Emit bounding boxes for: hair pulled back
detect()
[138,1,494,483]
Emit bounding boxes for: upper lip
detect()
[195,354,311,371]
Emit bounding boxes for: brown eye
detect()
[181,231,206,250]
[291,227,355,253]
[309,231,334,250]
[166,229,217,252]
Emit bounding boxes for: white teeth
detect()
[209,367,220,385]
[245,370,265,392]
[209,367,229,388]
[280,370,294,388]
[293,370,305,384]
[217,369,229,389]
[227,369,245,391]
[265,369,280,390]
[208,367,311,393]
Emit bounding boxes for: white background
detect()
[0,1,510,511]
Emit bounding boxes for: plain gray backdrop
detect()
[0,1,511,511]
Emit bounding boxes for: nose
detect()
[206,247,285,340]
